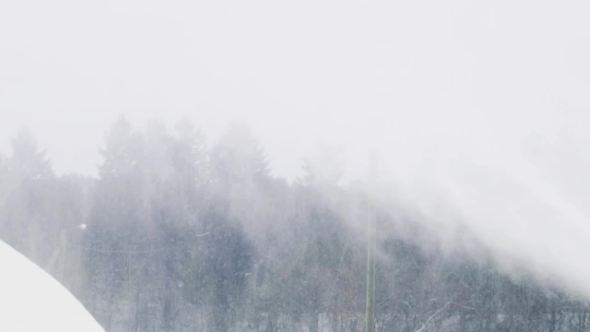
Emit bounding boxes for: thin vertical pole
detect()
[365,152,377,332]
[58,230,67,285]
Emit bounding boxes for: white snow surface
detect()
[0,240,105,332]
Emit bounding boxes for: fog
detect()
[3,0,590,330]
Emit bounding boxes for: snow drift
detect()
[0,240,104,332]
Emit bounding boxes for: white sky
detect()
[0,0,589,181]
[0,0,584,179]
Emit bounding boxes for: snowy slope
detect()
[0,240,105,332]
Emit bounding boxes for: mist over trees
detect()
[0,116,588,332]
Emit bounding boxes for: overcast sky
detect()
[1,0,589,180]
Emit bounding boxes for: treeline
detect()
[0,116,588,332]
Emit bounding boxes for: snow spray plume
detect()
[288,0,590,301]
[351,106,590,300]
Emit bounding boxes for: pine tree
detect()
[209,121,270,190]
[84,116,150,330]
[0,130,55,263]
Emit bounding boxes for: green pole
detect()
[365,153,377,332]
[58,230,67,285]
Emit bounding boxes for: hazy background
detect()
[4,0,590,302]
[3,0,589,181]
[5,1,590,331]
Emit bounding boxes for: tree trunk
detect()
[435,316,442,332]
[549,306,556,332]
[333,311,341,332]
[310,311,319,332]
[266,311,278,332]
[459,313,466,332]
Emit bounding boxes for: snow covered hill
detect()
[0,240,104,332]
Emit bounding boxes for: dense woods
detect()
[0,116,588,332]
